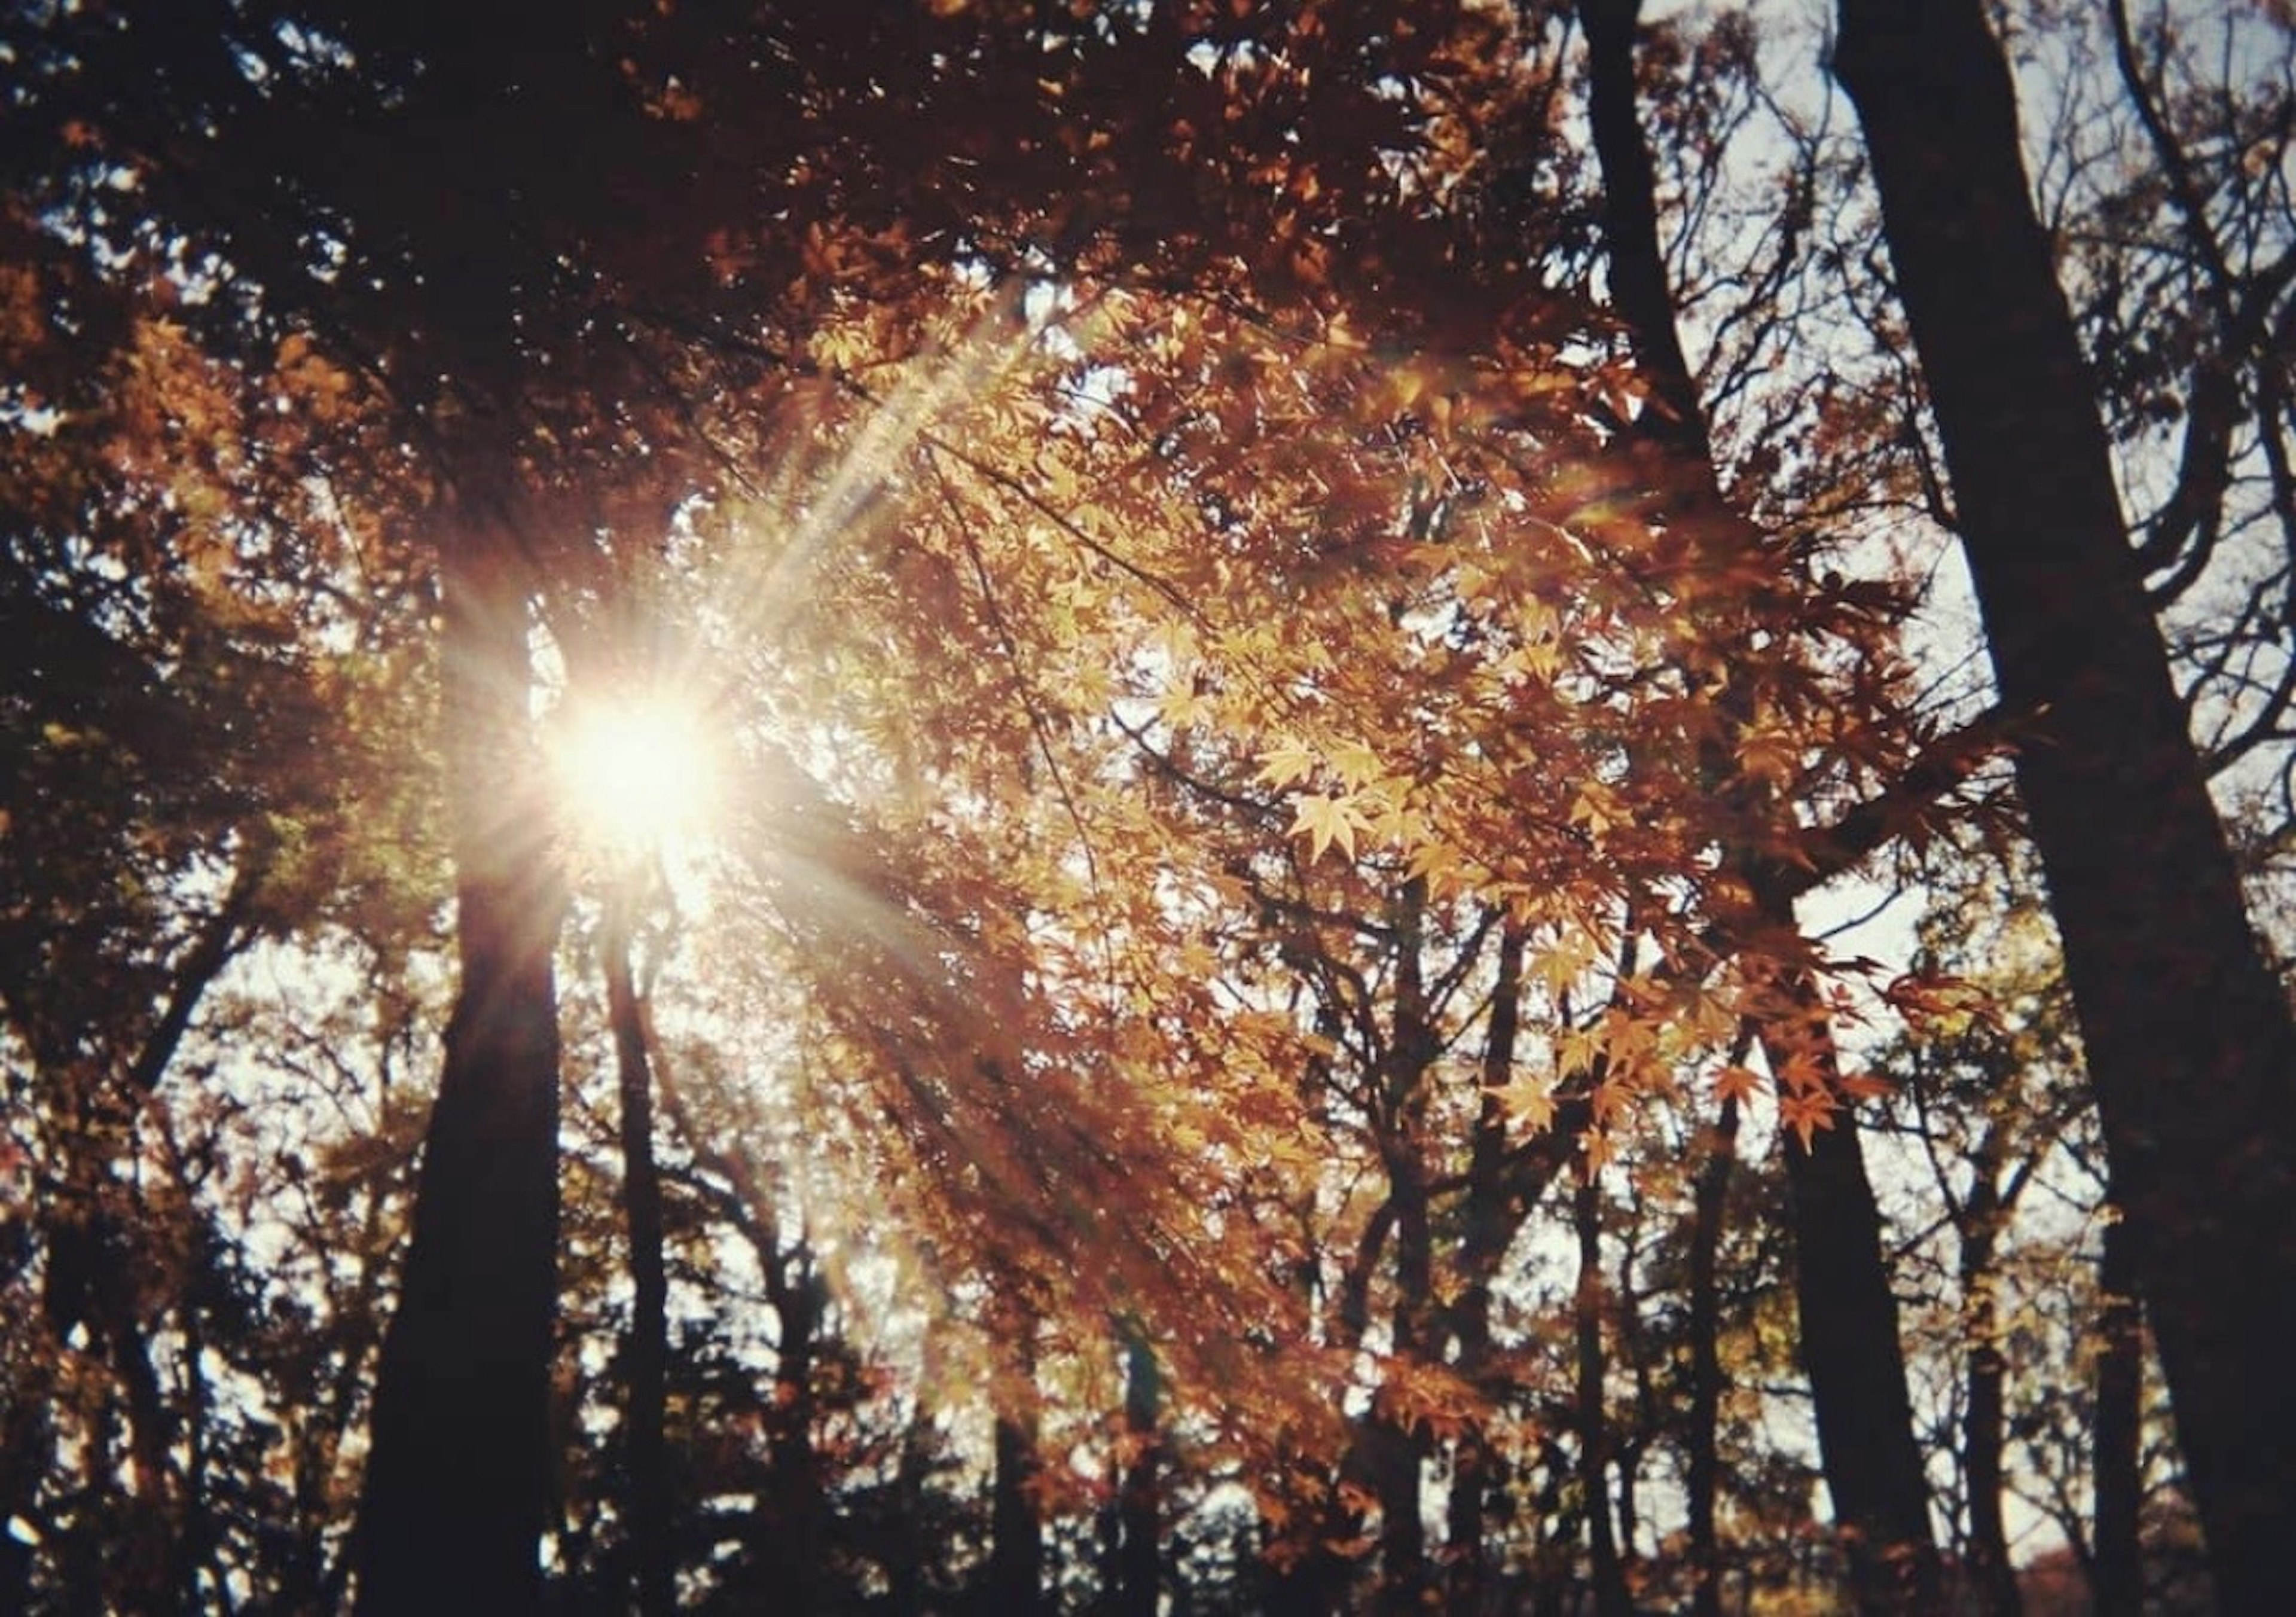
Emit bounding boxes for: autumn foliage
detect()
[2,1,2289,1613]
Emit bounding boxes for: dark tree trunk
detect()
[987,1309,1047,1617]
[355,521,564,1617]
[1574,1175,1635,1617]
[1835,7,2296,1607]
[1446,921,1526,1607]
[1115,1319,1161,1617]
[1961,1139,2022,1617]
[988,1414,1046,1615]
[1766,986,1941,1616]
[1576,0,1717,468]
[1686,1094,1741,1617]
[1371,1161,1433,1613]
[1369,878,1436,1613]
[602,887,672,1617]
[764,1240,828,1612]
[2092,1206,2144,1617]
[0,1381,42,1617]
[1569,7,1940,1603]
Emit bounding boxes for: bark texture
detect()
[1836,5,2296,1606]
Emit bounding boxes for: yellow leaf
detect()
[1256,737,1319,789]
[1327,739,1383,790]
[1488,1073,1557,1134]
[1290,793,1370,864]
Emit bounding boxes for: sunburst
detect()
[546,691,723,860]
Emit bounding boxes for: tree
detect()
[23,1,2267,1609]
[1835,3,2296,1606]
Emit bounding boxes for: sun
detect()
[547,692,724,858]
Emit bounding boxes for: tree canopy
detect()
[3,1,2291,1613]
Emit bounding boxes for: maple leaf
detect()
[1256,736,1319,789]
[1779,1087,1840,1151]
[1837,1070,1895,1102]
[1770,1045,1830,1095]
[1403,838,1466,892]
[1488,1073,1558,1134]
[1555,1020,1604,1076]
[1714,1063,1763,1106]
[1327,739,1383,789]
[1289,792,1370,863]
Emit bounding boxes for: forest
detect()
[2,0,2293,1612]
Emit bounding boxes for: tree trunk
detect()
[764,1239,827,1611]
[1958,1126,2022,1617]
[2092,1206,2144,1617]
[1574,1174,1635,1617]
[988,1413,1046,1615]
[1765,984,1941,1616]
[1372,877,1436,1612]
[1835,6,2296,1606]
[1568,7,1940,1603]
[987,1309,1046,1617]
[1686,1094,1741,1617]
[355,518,564,1616]
[1446,921,1526,1607]
[1115,1319,1161,1617]
[603,886,672,1617]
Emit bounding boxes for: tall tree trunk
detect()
[986,1311,1047,1617]
[0,1378,44,1617]
[1372,1160,1433,1613]
[1574,1174,1635,1617]
[1570,7,1940,1606]
[764,1239,827,1612]
[602,884,672,1617]
[355,518,564,1616]
[988,1414,1046,1615]
[1769,1003,1942,1616]
[1686,1093,1741,1617]
[1372,877,1436,1612]
[1961,1137,2022,1617]
[1115,1319,1161,1617]
[1835,6,2296,1606]
[2092,1206,2144,1617]
[1446,920,1526,1607]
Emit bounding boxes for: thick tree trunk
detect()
[1372,1164,1434,1613]
[1835,6,2296,1607]
[355,520,564,1616]
[603,888,672,1617]
[764,1240,828,1611]
[1371,877,1436,1613]
[2092,1207,2144,1617]
[987,1311,1047,1617]
[988,1413,1046,1615]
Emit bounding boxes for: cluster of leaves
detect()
[0,0,2271,1612]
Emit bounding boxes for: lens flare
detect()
[549,694,722,856]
